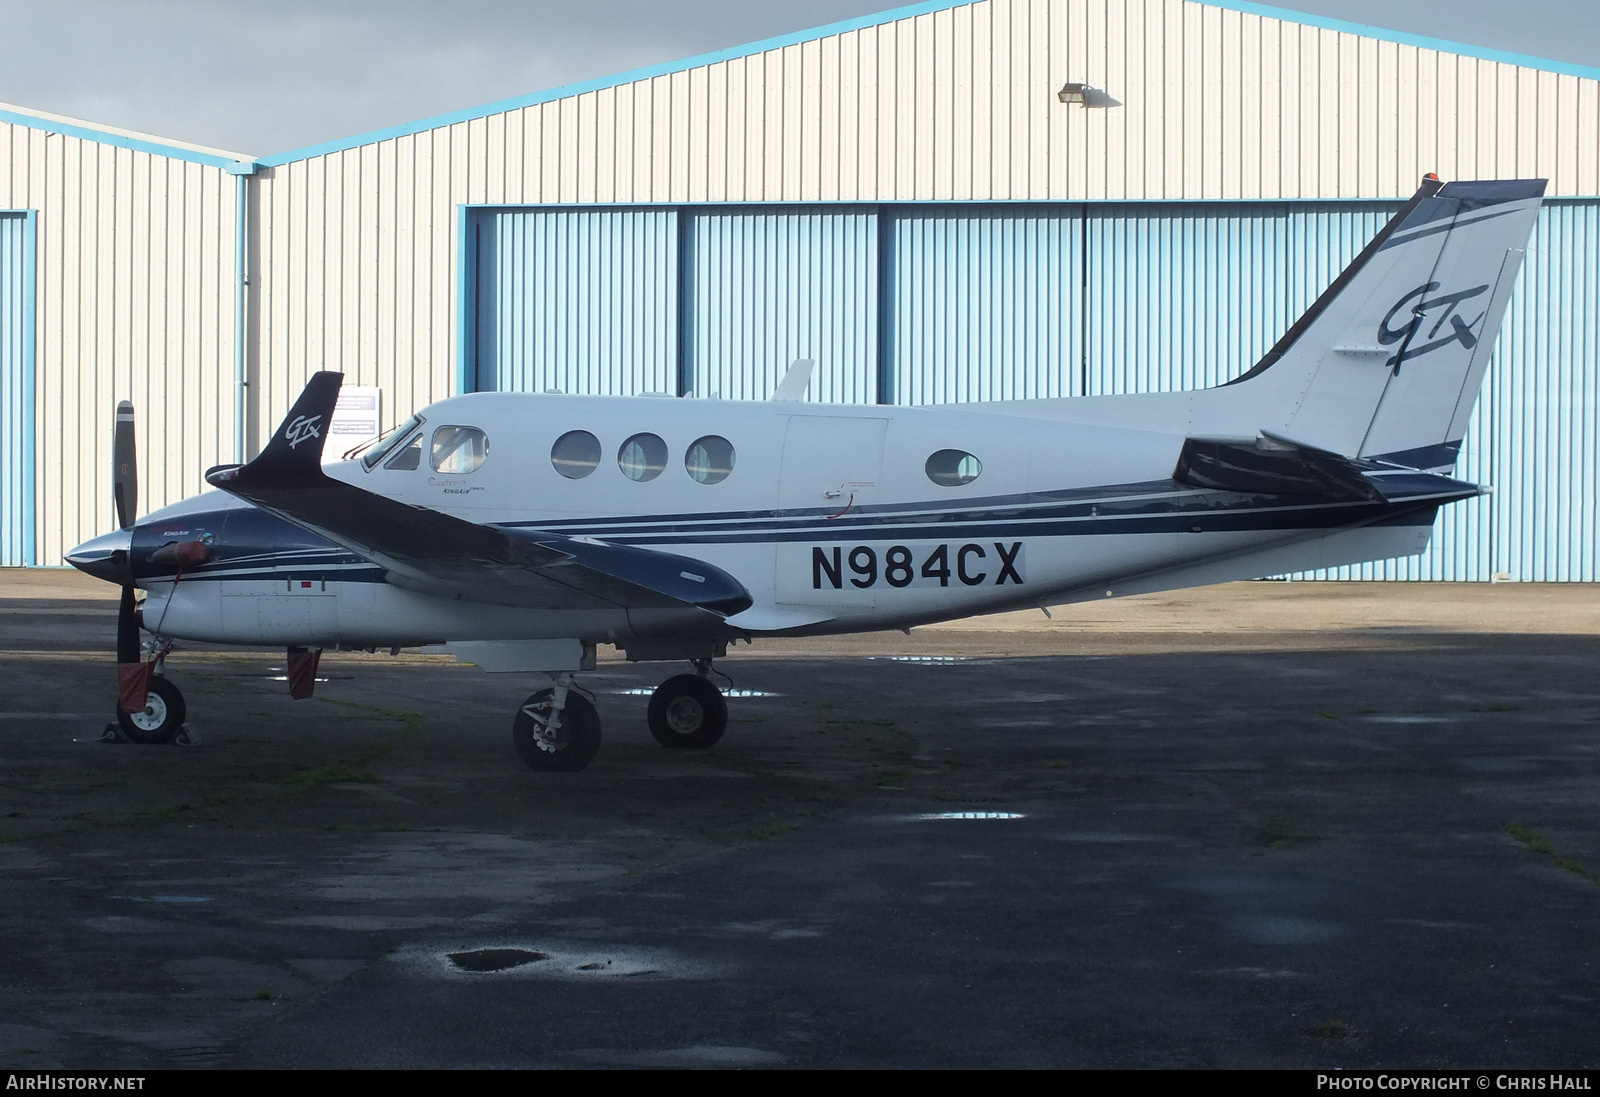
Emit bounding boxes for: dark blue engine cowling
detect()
[130,506,379,587]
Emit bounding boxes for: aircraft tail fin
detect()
[1227,177,1544,470]
[208,371,343,489]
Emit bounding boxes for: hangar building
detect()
[0,0,1596,581]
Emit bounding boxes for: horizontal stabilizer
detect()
[1174,433,1480,505]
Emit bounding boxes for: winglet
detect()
[772,359,815,401]
[208,372,343,489]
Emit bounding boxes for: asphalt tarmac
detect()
[1,571,1597,1069]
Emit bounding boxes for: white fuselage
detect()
[135,390,1433,651]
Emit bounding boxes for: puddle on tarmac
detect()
[447,948,548,972]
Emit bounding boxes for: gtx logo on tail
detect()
[284,414,323,449]
[1379,282,1490,373]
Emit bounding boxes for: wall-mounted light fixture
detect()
[1056,82,1121,108]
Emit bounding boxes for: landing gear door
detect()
[776,415,888,608]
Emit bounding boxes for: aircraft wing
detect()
[204,373,752,616]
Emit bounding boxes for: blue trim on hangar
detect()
[0,209,36,567]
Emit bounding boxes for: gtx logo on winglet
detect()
[1378,282,1490,373]
[284,414,323,449]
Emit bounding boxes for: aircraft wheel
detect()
[647,674,728,749]
[513,689,602,772]
[117,677,186,745]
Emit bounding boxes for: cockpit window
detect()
[430,425,489,474]
[360,414,423,470]
[551,430,602,479]
[925,449,982,487]
[618,433,667,482]
[685,436,735,484]
[383,435,423,470]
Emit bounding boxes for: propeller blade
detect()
[116,584,140,665]
[113,401,138,530]
[115,582,154,715]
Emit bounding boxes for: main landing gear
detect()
[647,660,728,750]
[512,675,603,773]
[509,660,730,772]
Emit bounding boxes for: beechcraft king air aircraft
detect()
[66,176,1544,771]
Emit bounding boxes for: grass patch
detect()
[745,816,798,841]
[282,762,377,792]
[1507,824,1600,886]
[1257,817,1318,850]
[316,697,425,738]
[272,699,426,794]
[1304,1019,1353,1041]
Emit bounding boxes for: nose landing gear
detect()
[117,675,187,744]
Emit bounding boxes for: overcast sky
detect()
[0,0,1594,157]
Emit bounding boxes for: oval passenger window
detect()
[430,425,489,474]
[551,430,602,479]
[685,435,735,485]
[618,433,668,482]
[925,449,982,487]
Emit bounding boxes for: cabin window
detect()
[685,435,735,485]
[360,415,423,470]
[430,425,489,474]
[383,435,423,470]
[550,430,602,479]
[925,449,982,487]
[618,433,668,482]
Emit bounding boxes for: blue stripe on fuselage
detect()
[129,479,1464,585]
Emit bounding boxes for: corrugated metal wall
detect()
[690,208,878,403]
[1488,201,1600,582]
[891,208,1083,403]
[0,120,243,565]
[473,208,678,394]
[1084,204,1399,394]
[0,211,31,565]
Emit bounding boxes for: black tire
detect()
[513,689,602,772]
[647,674,728,749]
[117,676,186,745]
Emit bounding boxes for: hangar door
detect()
[469,206,879,402]
[472,208,680,395]
[0,212,32,567]
[688,208,877,404]
[889,208,1084,404]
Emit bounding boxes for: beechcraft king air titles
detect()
[66,176,1544,770]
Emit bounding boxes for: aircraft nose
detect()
[65,529,134,585]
